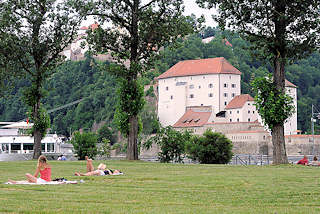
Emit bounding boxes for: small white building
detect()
[225,94,258,123]
[0,122,64,154]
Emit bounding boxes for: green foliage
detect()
[114,74,145,138]
[144,126,192,163]
[140,101,160,135]
[97,124,117,145]
[251,74,295,130]
[98,138,111,158]
[186,129,233,164]
[27,107,51,138]
[71,131,98,160]
[0,0,83,158]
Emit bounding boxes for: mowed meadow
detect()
[1,160,320,214]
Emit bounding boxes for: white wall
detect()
[158,73,241,126]
[284,86,298,135]
[218,74,241,111]
[226,101,258,123]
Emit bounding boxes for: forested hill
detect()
[1,27,320,135]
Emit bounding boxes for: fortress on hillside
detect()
[156,57,306,155]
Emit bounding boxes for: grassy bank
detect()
[0,160,319,214]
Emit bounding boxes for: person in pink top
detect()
[9,155,51,184]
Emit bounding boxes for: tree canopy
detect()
[0,0,83,158]
[196,0,320,164]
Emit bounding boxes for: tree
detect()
[143,126,192,163]
[73,0,198,160]
[186,129,233,164]
[197,0,320,164]
[71,131,98,160]
[0,0,83,159]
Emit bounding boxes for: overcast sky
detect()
[183,1,217,27]
[82,1,217,28]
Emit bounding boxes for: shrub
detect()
[143,126,192,163]
[186,129,233,164]
[71,131,98,160]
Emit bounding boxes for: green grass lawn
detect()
[1,160,320,214]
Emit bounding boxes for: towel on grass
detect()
[5,180,78,185]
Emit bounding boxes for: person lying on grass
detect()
[8,155,51,184]
[74,156,122,176]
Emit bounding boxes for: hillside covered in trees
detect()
[1,27,320,135]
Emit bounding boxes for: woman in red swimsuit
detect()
[9,155,51,184]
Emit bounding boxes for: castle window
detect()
[199,86,201,89]
[232,84,236,88]
[232,93,235,97]
[224,93,228,97]
[209,83,213,88]
[189,84,194,89]
[209,93,213,97]
[166,86,169,91]
[224,83,228,88]
[230,111,232,114]
[248,118,251,122]
[237,110,239,114]
[248,110,250,114]
[190,94,194,98]
[170,95,173,100]
[237,118,239,122]
[230,119,232,122]
[224,101,227,105]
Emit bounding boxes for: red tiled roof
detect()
[173,109,211,128]
[285,134,320,138]
[225,94,254,109]
[285,79,297,88]
[157,57,241,79]
[222,38,233,47]
[80,26,88,30]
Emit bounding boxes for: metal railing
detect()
[230,154,271,165]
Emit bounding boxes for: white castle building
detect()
[156,57,298,154]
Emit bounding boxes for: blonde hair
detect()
[37,155,48,169]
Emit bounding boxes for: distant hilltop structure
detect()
[62,23,113,62]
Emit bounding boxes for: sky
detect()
[82,1,218,28]
[183,1,217,27]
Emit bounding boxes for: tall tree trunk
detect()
[126,0,139,160]
[127,115,138,160]
[32,100,42,159]
[271,124,288,164]
[272,57,288,164]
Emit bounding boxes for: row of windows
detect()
[229,118,251,122]
[224,93,236,98]
[166,83,237,91]
[229,110,255,114]
[170,93,214,99]
[224,83,236,88]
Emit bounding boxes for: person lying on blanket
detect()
[8,155,51,184]
[74,156,122,176]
